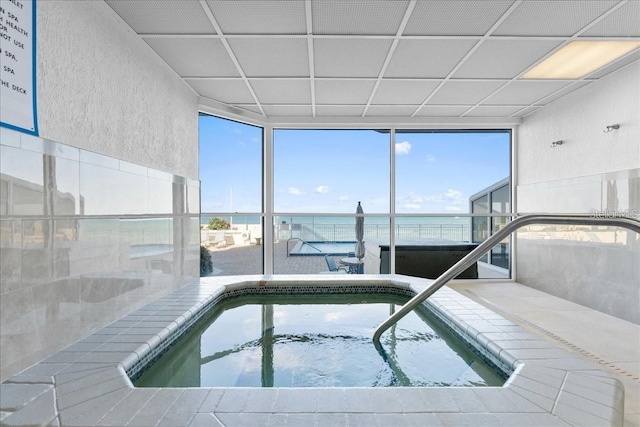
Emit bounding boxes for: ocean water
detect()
[201,215,469,227]
[78,217,201,247]
[202,215,472,242]
[79,216,472,246]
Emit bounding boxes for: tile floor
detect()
[448,280,639,427]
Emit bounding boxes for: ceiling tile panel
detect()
[453,39,562,79]
[228,38,309,77]
[106,0,215,34]
[426,81,506,105]
[484,81,572,105]
[413,106,470,117]
[493,0,619,36]
[314,39,393,77]
[366,105,421,116]
[535,81,592,105]
[588,51,640,79]
[206,0,306,34]
[385,40,478,78]
[315,80,376,104]
[143,38,239,77]
[312,0,409,35]
[186,79,255,103]
[463,106,525,117]
[262,105,313,116]
[250,79,312,104]
[404,1,515,36]
[109,0,637,120]
[316,106,366,117]
[371,80,440,105]
[581,2,640,37]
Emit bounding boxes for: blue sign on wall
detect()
[0,0,38,136]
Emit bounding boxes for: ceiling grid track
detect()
[496,0,632,119]
[411,0,524,118]
[103,0,639,123]
[361,0,417,117]
[305,0,316,117]
[198,0,266,116]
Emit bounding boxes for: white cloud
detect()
[405,192,423,203]
[314,185,330,194]
[395,141,411,155]
[422,189,463,203]
[398,189,466,212]
[442,189,465,211]
[288,187,304,196]
[338,195,349,202]
[398,192,423,210]
[426,154,436,162]
[443,188,463,201]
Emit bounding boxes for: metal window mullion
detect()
[488,189,493,266]
[263,125,274,275]
[510,128,517,280]
[390,128,396,274]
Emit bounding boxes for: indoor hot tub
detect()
[0,275,625,426]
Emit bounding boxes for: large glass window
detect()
[395,130,511,279]
[490,184,510,269]
[272,129,390,274]
[198,117,512,279]
[395,130,510,214]
[472,196,489,243]
[273,129,390,213]
[199,114,262,213]
[470,179,511,275]
[199,114,263,276]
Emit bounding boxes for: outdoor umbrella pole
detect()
[355,202,365,273]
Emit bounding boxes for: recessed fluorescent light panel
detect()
[523,41,640,79]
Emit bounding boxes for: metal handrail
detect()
[286,237,303,257]
[373,214,640,344]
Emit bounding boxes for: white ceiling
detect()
[105,0,640,123]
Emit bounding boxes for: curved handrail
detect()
[373,214,640,345]
[286,237,303,257]
[286,237,325,256]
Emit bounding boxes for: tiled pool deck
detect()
[0,275,625,426]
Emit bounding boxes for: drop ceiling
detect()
[105,0,640,124]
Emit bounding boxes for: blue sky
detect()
[199,115,510,214]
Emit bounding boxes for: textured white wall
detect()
[0,1,201,381]
[36,1,198,179]
[518,63,639,186]
[516,63,640,324]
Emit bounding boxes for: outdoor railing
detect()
[395,224,468,241]
[283,223,470,242]
[81,220,174,245]
[372,214,640,348]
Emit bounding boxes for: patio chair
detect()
[323,255,348,274]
